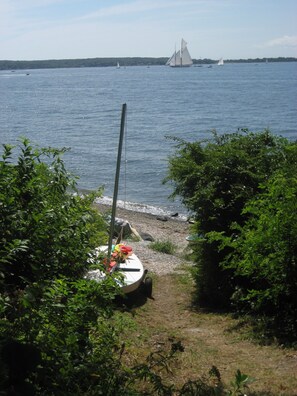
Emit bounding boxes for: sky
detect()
[0,0,296,61]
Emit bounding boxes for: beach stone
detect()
[114,218,134,238]
[156,215,168,222]
[140,232,155,242]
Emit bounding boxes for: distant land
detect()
[0,57,296,70]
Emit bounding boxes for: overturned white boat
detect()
[86,245,150,294]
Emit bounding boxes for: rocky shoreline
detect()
[94,203,192,275]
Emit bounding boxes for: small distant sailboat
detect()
[217,57,224,66]
[166,38,193,67]
[117,62,120,69]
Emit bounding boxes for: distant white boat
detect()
[166,38,193,67]
[117,62,120,69]
[217,58,224,66]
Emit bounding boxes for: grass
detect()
[118,265,297,395]
[149,240,176,255]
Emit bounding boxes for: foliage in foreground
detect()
[165,129,297,342]
[0,139,108,286]
[211,144,297,342]
[0,139,122,394]
[0,139,256,394]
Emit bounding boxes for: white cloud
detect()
[264,35,297,48]
[77,0,209,21]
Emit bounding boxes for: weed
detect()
[150,240,176,255]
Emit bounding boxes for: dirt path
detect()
[95,204,297,394]
[127,273,297,395]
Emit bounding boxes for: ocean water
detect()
[0,62,296,215]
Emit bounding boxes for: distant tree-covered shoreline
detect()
[0,56,296,70]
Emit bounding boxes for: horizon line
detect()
[1,56,297,63]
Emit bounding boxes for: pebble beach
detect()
[94,203,192,275]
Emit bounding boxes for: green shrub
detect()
[0,139,125,394]
[212,144,297,342]
[165,130,292,309]
[0,139,107,289]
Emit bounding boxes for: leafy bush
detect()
[165,130,292,308]
[0,139,126,394]
[0,139,107,288]
[212,144,297,342]
[166,130,289,232]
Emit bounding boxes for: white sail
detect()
[181,38,187,51]
[166,52,175,66]
[167,50,181,67]
[181,47,193,66]
[175,50,181,66]
[165,57,171,66]
[218,57,224,66]
[166,38,193,67]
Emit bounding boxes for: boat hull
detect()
[86,247,146,294]
[169,65,192,68]
[116,253,146,293]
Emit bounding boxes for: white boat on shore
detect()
[86,104,152,296]
[86,245,149,294]
[116,254,147,294]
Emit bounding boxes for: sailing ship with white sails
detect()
[217,57,224,66]
[166,38,193,67]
